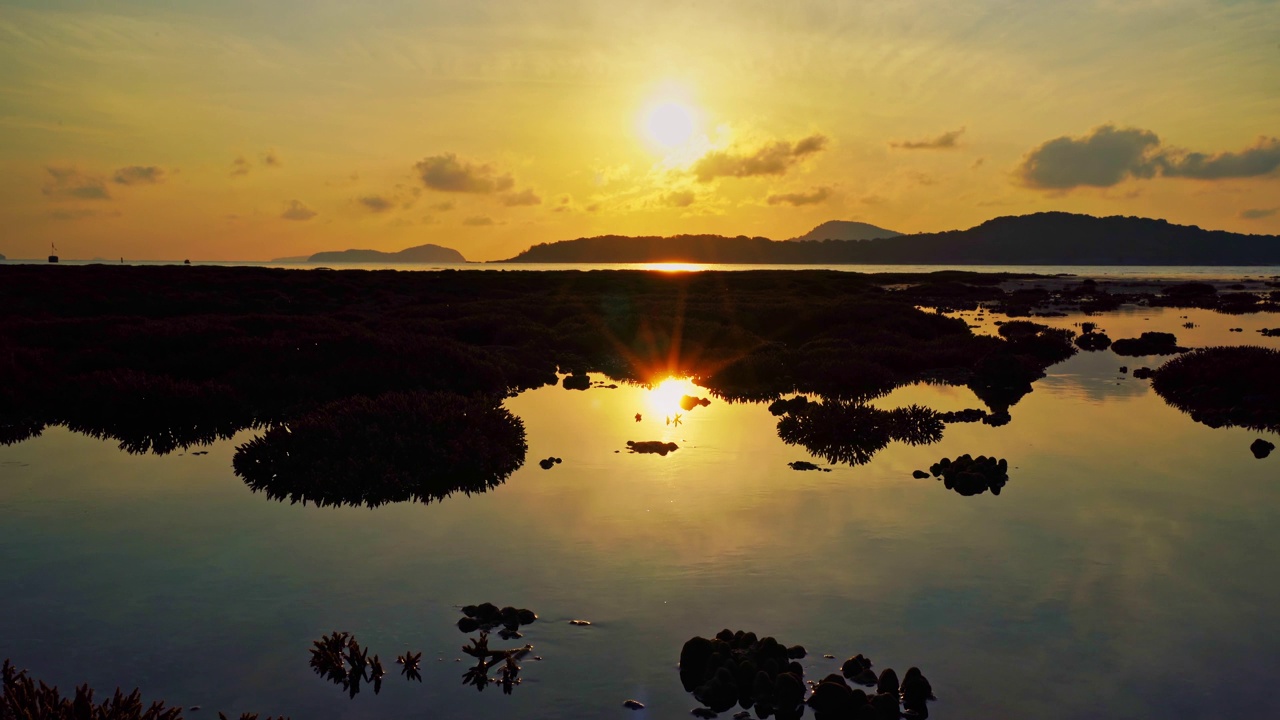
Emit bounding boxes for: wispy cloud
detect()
[1240,207,1278,220]
[281,199,317,220]
[890,128,965,150]
[501,188,542,206]
[358,195,394,212]
[42,167,110,200]
[113,166,165,185]
[766,187,831,206]
[463,215,496,226]
[691,134,828,182]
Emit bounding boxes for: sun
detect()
[643,101,697,150]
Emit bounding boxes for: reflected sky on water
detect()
[1,307,1278,719]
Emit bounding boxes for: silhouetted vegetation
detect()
[775,400,943,466]
[1151,347,1280,432]
[308,632,386,698]
[232,392,526,508]
[0,659,286,720]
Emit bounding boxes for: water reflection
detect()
[773,397,943,466]
[232,391,526,508]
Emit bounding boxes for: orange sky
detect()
[1,1,1278,261]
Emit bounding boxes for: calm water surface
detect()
[1,306,1279,719]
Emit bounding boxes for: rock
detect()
[841,654,871,679]
[1119,366,1128,374]
[1132,367,1154,379]
[517,608,537,624]
[788,460,830,472]
[569,619,592,626]
[734,712,750,720]
[900,667,934,707]
[806,679,856,717]
[627,440,679,455]
[930,453,1010,496]
[1111,331,1187,356]
[1075,332,1112,351]
[623,699,646,710]
[1251,438,1275,459]
[850,668,878,687]
[692,709,718,719]
[680,637,715,691]
[457,617,479,633]
[870,692,899,720]
[912,470,930,479]
[786,645,806,659]
[875,668,899,695]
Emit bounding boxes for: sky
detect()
[1,0,1278,261]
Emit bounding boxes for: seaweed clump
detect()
[0,659,286,720]
[1151,346,1280,432]
[233,391,527,507]
[775,400,943,466]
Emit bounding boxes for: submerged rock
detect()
[1111,332,1187,356]
[788,461,831,472]
[627,440,679,455]
[928,454,1010,496]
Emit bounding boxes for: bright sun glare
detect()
[644,101,696,149]
[646,377,700,416]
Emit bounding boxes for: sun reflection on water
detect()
[645,377,703,417]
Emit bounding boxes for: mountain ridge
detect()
[500,212,1280,265]
[788,220,902,242]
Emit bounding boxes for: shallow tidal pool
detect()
[2,306,1279,719]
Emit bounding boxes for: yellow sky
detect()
[1,0,1278,261]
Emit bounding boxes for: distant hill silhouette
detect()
[502,213,1280,265]
[789,220,902,242]
[307,243,466,263]
[0,253,6,260]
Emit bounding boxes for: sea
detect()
[4,258,1280,280]
[1,264,1279,719]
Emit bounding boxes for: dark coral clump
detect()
[233,391,526,507]
[776,401,943,466]
[1151,346,1280,432]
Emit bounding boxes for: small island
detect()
[304,243,467,264]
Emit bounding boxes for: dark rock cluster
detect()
[538,456,562,469]
[679,631,809,718]
[678,631,935,720]
[1111,332,1187,356]
[928,454,1010,496]
[1251,438,1274,459]
[1132,367,1154,380]
[458,603,538,640]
